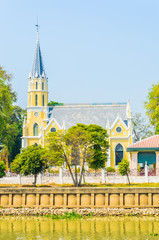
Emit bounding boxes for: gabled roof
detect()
[49,103,128,129]
[29,32,46,79]
[127,135,159,151]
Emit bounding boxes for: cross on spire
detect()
[35,18,40,33]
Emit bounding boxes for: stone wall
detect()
[0,187,159,208]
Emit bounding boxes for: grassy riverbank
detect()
[0,183,159,187]
[45,212,94,219]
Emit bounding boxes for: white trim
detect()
[28,90,48,93]
[27,107,45,111]
[109,136,130,140]
[44,117,62,131]
[110,115,128,131]
[21,136,40,139]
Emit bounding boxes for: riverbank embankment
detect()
[1,208,159,216]
[0,187,159,209]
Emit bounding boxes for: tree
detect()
[145,83,159,134]
[118,159,131,185]
[0,161,6,178]
[1,106,26,162]
[11,145,48,186]
[132,113,154,142]
[0,66,16,137]
[48,101,64,106]
[46,124,109,187]
[0,66,25,162]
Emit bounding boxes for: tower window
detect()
[115,143,124,165]
[33,123,39,136]
[35,94,38,106]
[36,82,38,90]
[42,82,44,90]
[42,95,45,106]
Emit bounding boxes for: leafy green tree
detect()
[145,83,159,134]
[118,159,131,185]
[11,145,48,186]
[1,106,26,162]
[48,101,64,106]
[46,124,109,187]
[0,161,6,178]
[0,66,25,162]
[0,66,16,137]
[132,113,154,142]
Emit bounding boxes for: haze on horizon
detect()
[0,0,159,116]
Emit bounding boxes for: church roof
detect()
[49,103,128,129]
[127,135,159,151]
[29,32,46,79]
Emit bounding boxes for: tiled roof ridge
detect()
[128,135,159,148]
[52,103,127,108]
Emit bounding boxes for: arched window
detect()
[115,143,123,165]
[33,123,39,136]
[42,94,45,106]
[35,94,38,106]
[50,127,56,132]
[36,82,38,90]
[42,82,44,90]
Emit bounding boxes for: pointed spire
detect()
[29,24,46,79]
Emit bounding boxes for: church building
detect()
[22,30,133,168]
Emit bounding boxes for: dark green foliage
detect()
[11,145,48,186]
[0,161,6,178]
[87,124,109,170]
[48,101,64,106]
[0,66,25,162]
[1,106,26,162]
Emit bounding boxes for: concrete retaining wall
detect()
[0,187,159,208]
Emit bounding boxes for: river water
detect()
[0,216,159,239]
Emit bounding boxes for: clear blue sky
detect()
[0,0,159,115]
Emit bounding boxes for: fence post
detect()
[102,168,106,183]
[145,161,148,182]
[59,167,63,184]
[18,173,21,185]
[39,173,42,185]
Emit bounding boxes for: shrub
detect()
[107,167,115,173]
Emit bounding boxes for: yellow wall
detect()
[108,117,132,168]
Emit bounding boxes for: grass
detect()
[150,233,159,237]
[1,182,159,188]
[45,212,83,220]
[45,211,94,220]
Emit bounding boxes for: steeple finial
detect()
[35,18,40,34]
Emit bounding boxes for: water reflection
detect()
[0,216,158,239]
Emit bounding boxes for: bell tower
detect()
[28,25,48,108]
[22,25,49,147]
